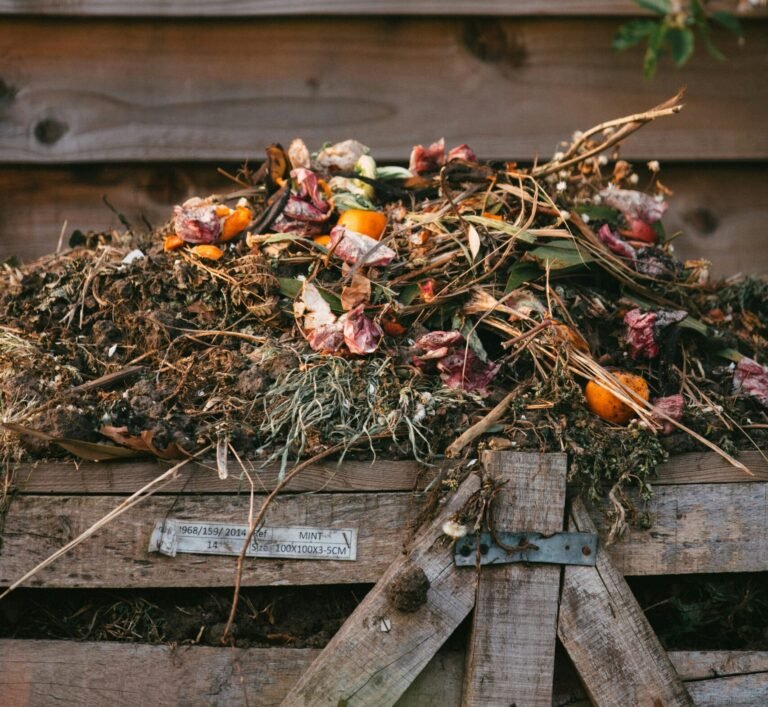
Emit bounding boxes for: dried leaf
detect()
[341,273,372,311]
[100,426,187,460]
[3,423,144,461]
[467,224,481,260]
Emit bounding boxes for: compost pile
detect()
[2,95,767,503]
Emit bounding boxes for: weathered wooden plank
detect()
[2,1,765,17]
[591,481,768,575]
[553,650,768,706]
[3,479,768,587]
[10,458,427,494]
[280,472,481,706]
[670,650,768,680]
[0,492,420,588]
[5,451,766,495]
[1,18,765,164]
[653,451,768,485]
[463,452,567,705]
[0,640,464,707]
[558,497,693,707]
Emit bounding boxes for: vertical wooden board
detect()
[280,473,481,706]
[558,498,693,706]
[463,452,567,706]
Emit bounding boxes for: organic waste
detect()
[1,92,767,537]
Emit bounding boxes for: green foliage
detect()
[615,0,743,78]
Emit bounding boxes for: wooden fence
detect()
[0,5,766,274]
[1,450,768,705]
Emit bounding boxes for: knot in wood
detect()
[386,561,430,613]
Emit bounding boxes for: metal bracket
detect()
[454,531,598,567]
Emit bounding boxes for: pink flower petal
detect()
[599,188,668,224]
[413,331,464,350]
[173,197,221,244]
[342,305,383,355]
[651,394,684,435]
[734,357,768,407]
[624,309,659,360]
[408,138,446,175]
[292,168,330,212]
[329,226,396,267]
[307,322,345,353]
[598,224,636,261]
[447,144,477,162]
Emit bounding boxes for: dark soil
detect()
[0,585,369,649]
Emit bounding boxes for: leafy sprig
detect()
[614,0,745,78]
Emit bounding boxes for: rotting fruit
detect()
[585,371,649,425]
[191,244,225,261]
[337,209,387,240]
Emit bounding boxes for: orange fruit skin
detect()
[220,206,253,241]
[337,209,387,240]
[191,244,225,261]
[585,372,649,425]
[312,234,332,248]
[163,234,185,252]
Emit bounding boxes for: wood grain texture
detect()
[2,1,765,17]
[0,492,421,588]
[463,452,567,706]
[10,457,427,494]
[0,18,765,164]
[3,163,768,275]
[5,451,765,496]
[0,641,464,707]
[591,481,768,575]
[670,650,768,680]
[558,497,693,707]
[280,472,481,706]
[652,450,768,485]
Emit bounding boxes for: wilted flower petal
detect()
[599,188,668,224]
[315,139,370,172]
[597,224,636,261]
[734,357,768,407]
[173,197,221,244]
[329,226,396,267]
[651,394,684,434]
[447,144,477,163]
[342,305,383,355]
[409,138,446,175]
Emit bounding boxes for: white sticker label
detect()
[148,519,357,561]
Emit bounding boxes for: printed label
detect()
[149,519,357,561]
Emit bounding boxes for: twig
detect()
[445,388,518,458]
[0,449,208,601]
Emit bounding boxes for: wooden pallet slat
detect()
[2,1,766,17]
[592,481,768,575]
[463,451,567,706]
[558,497,694,706]
[0,492,419,588]
[1,19,766,164]
[10,458,427,494]
[280,471,481,706]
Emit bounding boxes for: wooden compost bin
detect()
[1,450,767,706]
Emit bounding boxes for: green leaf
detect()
[668,27,695,67]
[524,242,595,271]
[504,262,541,293]
[613,19,658,51]
[700,27,726,61]
[575,204,622,226]
[643,22,668,78]
[398,283,420,305]
[635,0,672,15]
[376,165,413,180]
[711,11,742,35]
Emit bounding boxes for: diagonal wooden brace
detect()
[281,470,482,706]
[558,497,694,707]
